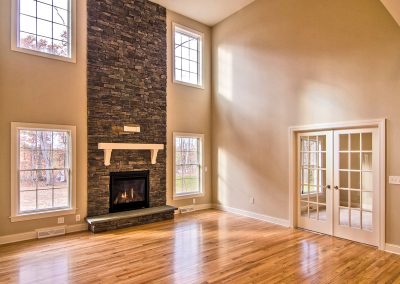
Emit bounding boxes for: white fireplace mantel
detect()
[98,143,164,166]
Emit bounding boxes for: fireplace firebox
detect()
[109,171,150,213]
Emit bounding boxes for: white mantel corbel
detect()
[98,143,164,166]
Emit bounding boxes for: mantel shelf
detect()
[98,143,164,166]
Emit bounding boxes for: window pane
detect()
[175,46,182,57]
[175,70,182,81]
[53,0,69,10]
[53,23,68,41]
[20,14,36,34]
[181,34,189,47]
[53,150,66,168]
[182,71,189,82]
[175,57,181,69]
[189,38,198,50]
[20,32,37,50]
[37,18,53,38]
[175,32,181,45]
[52,39,68,56]
[182,47,189,59]
[37,36,52,53]
[190,61,197,73]
[34,150,51,169]
[182,59,189,72]
[54,188,69,207]
[20,170,36,192]
[53,169,68,188]
[189,73,198,85]
[20,0,36,17]
[190,49,198,61]
[38,189,53,209]
[37,170,53,189]
[53,6,68,25]
[37,2,52,21]
[20,191,37,212]
[20,149,33,170]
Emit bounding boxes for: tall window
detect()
[173,23,203,88]
[173,133,204,199]
[12,0,76,61]
[11,123,76,221]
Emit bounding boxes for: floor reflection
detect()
[173,222,203,282]
[18,253,69,284]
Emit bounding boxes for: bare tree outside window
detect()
[18,0,71,57]
[174,134,203,197]
[19,129,70,212]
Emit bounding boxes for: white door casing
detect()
[289,119,385,249]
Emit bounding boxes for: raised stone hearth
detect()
[86,206,176,233]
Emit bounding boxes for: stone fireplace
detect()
[85,0,175,233]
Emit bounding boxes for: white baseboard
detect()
[385,243,400,255]
[213,204,290,227]
[177,203,213,214]
[66,223,88,233]
[0,223,88,245]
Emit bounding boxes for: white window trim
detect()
[173,132,205,200]
[172,22,204,89]
[10,122,77,222]
[10,0,77,63]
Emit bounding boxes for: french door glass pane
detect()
[350,153,360,170]
[339,134,348,151]
[340,190,349,207]
[299,135,327,222]
[350,209,361,229]
[351,134,360,151]
[362,133,372,151]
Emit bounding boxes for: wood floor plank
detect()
[0,210,399,283]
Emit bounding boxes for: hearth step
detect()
[85,205,177,233]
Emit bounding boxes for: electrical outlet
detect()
[250,197,255,204]
[57,217,64,224]
[389,176,400,185]
[75,214,81,222]
[193,198,196,204]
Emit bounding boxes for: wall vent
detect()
[179,206,195,214]
[36,226,66,239]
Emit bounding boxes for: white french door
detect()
[297,131,333,235]
[297,128,379,246]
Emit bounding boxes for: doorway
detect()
[289,119,385,248]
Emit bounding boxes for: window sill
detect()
[10,208,76,223]
[173,193,204,200]
[11,46,76,63]
[173,79,204,90]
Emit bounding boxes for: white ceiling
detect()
[150,0,256,26]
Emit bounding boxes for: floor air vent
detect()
[179,206,195,214]
[36,226,66,239]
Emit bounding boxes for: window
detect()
[173,23,203,88]
[11,0,76,62]
[11,123,76,222]
[173,133,204,199]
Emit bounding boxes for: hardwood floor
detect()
[0,210,399,283]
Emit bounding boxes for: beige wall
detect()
[0,0,87,235]
[212,0,400,244]
[166,11,213,208]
